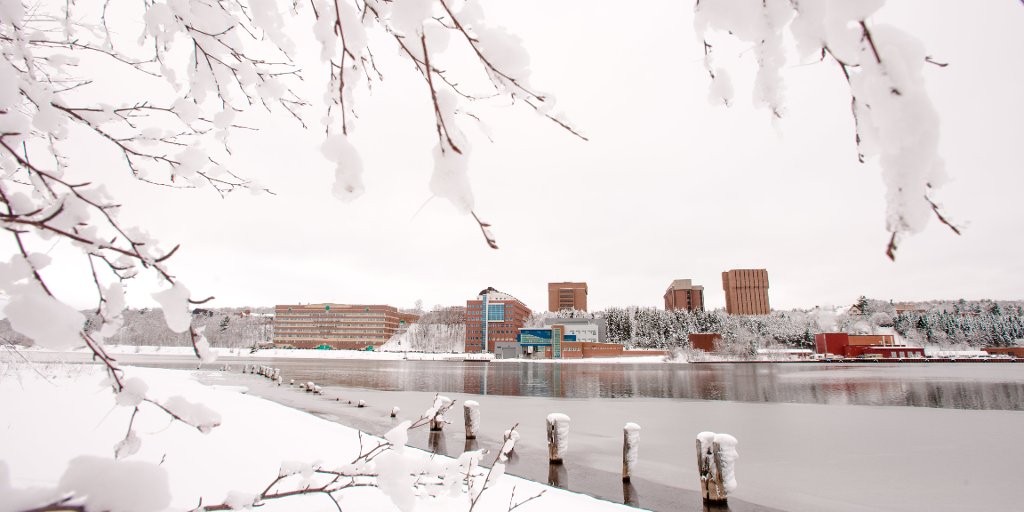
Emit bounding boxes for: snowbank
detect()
[19,345,485,361]
[0,362,637,512]
[17,345,677,364]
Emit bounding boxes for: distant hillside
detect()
[2,299,1020,352]
[596,299,1024,351]
[1,307,273,348]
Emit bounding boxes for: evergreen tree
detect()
[855,295,870,315]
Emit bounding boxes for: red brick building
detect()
[465,287,532,353]
[689,333,722,352]
[548,282,588,312]
[273,304,417,350]
[983,347,1024,358]
[845,345,925,358]
[814,333,923,358]
[664,279,705,312]
[722,269,770,315]
[541,341,668,359]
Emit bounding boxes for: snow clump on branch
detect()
[695,0,956,258]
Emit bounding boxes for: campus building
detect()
[722,269,771,315]
[814,333,925,358]
[272,304,418,350]
[516,326,667,359]
[548,282,588,312]
[689,333,722,352]
[543,317,606,343]
[664,279,705,312]
[465,287,532,353]
[518,326,576,359]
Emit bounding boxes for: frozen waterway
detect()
[199,369,778,512]
[22,353,1024,511]
[194,364,1024,512]
[113,355,1024,410]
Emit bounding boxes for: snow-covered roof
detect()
[477,287,521,303]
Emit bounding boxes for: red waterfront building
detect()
[814,333,924,358]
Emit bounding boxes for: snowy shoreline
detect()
[16,345,1024,368]
[0,361,643,512]
[14,345,676,364]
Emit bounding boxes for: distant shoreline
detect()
[13,345,674,364]
[15,345,1019,365]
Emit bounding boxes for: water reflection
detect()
[251,360,1024,411]
[427,431,448,457]
[623,481,640,508]
[703,501,731,512]
[547,463,568,489]
[108,355,1024,411]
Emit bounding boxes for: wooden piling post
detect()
[623,423,640,482]
[464,400,480,440]
[428,395,453,432]
[696,432,738,505]
[546,413,570,464]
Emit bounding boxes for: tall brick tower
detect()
[722,269,770,315]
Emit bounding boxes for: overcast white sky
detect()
[27,0,1024,314]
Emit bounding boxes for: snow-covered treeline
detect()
[523,308,595,327]
[380,323,467,353]
[0,308,273,349]
[894,310,1024,347]
[601,307,818,351]
[599,299,1024,351]
[381,307,466,353]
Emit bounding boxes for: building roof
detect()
[757,348,814,354]
[666,279,704,293]
[476,287,523,303]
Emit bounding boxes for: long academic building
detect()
[272,304,418,350]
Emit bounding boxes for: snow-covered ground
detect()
[15,345,676,364]
[0,361,640,512]
[17,344,483,361]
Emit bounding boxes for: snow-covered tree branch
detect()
[695,0,959,259]
[0,0,582,387]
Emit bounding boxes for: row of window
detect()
[276,313,388,318]
[275,334,386,339]
[275,332,386,336]
[276,322,391,327]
